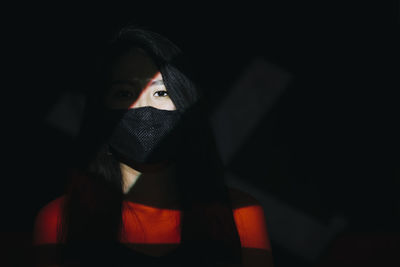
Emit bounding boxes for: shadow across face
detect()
[104,48,175,111]
[101,48,183,169]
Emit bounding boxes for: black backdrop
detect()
[2,2,399,266]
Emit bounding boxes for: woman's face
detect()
[104,48,176,111]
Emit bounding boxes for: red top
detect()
[33,195,271,251]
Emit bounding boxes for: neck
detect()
[120,162,142,193]
[120,161,181,210]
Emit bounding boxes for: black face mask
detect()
[108,106,183,165]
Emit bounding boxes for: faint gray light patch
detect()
[210,58,292,165]
[44,91,86,137]
[210,58,348,262]
[225,171,348,263]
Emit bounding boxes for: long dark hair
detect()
[58,26,241,265]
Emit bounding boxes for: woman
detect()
[33,26,274,267]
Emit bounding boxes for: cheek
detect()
[159,99,176,111]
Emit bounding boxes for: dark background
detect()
[2,2,399,266]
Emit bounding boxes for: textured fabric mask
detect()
[108,106,182,164]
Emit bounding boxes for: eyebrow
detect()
[111,79,164,86]
[150,79,164,86]
[110,80,139,87]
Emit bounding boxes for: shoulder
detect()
[227,186,261,209]
[33,195,66,245]
[227,186,271,251]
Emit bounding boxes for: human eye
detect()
[153,90,169,97]
[113,90,135,98]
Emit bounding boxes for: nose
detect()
[129,86,151,109]
[128,72,161,109]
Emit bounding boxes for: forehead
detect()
[111,48,159,81]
